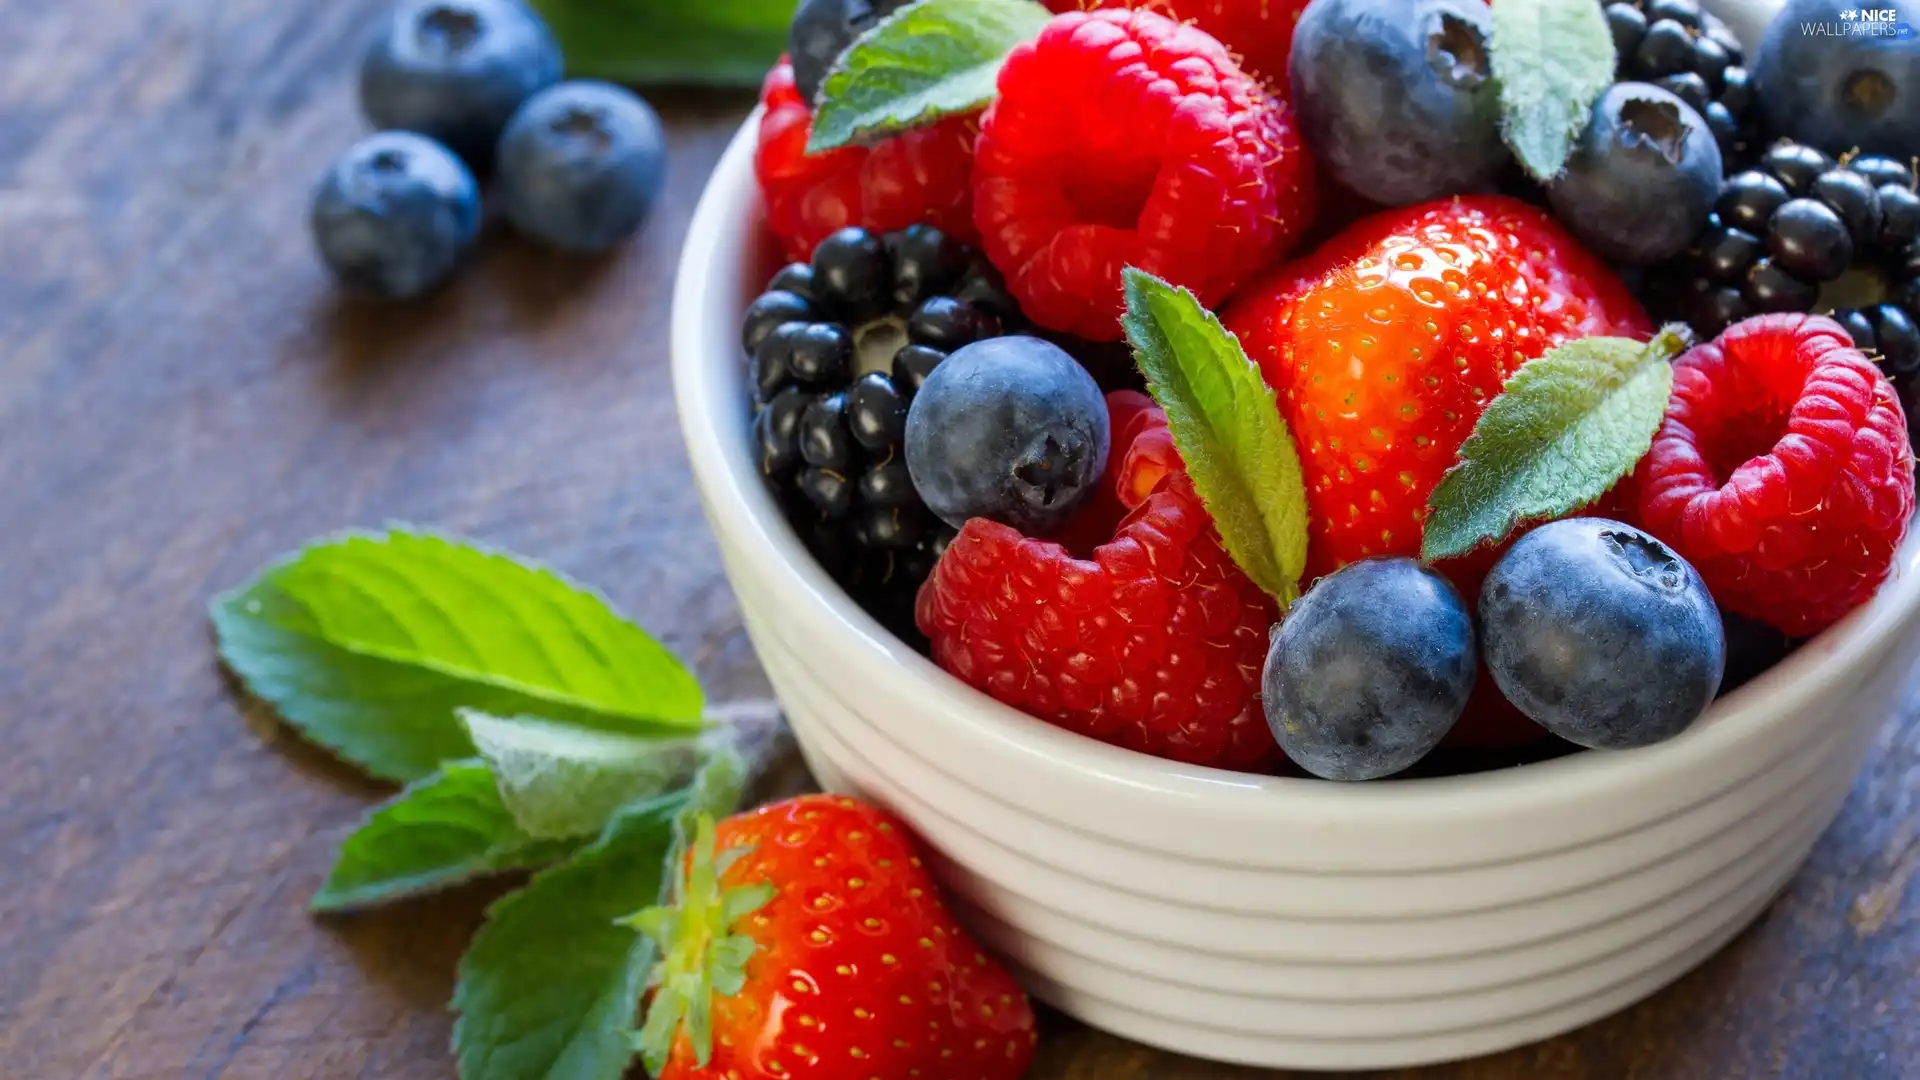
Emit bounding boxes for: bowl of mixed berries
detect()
[672,0,1920,1067]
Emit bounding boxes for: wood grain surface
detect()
[1,2,1915,1077]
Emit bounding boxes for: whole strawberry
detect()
[756,60,979,262]
[633,795,1037,1080]
[1042,0,1313,92]
[1224,195,1650,582]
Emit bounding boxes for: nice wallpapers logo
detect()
[1800,8,1913,35]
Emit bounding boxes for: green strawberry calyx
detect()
[625,813,775,1074]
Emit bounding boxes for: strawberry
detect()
[631,795,1037,1080]
[1223,195,1650,583]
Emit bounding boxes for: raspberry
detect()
[755,61,978,262]
[972,9,1316,341]
[1638,313,1915,636]
[917,421,1279,771]
[1040,0,1312,92]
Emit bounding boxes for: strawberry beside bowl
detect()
[671,3,1920,1070]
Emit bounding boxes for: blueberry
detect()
[1261,558,1476,782]
[907,296,1000,350]
[904,336,1110,534]
[309,131,480,299]
[788,0,913,107]
[742,290,817,356]
[1851,154,1916,191]
[1766,197,1854,280]
[1743,256,1820,311]
[497,81,667,253]
[1635,19,1697,78]
[1756,0,1920,160]
[1288,0,1507,206]
[1698,224,1763,280]
[358,0,562,165]
[1548,84,1722,265]
[1760,141,1835,194]
[891,344,947,396]
[1716,169,1790,232]
[888,224,968,310]
[811,227,892,322]
[1809,168,1884,249]
[1480,519,1724,750]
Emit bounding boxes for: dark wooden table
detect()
[3,1,1916,1077]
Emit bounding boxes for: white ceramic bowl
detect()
[671,4,1920,1067]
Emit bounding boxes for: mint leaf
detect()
[451,795,683,1080]
[312,762,575,914]
[451,753,751,1080]
[1120,268,1310,606]
[211,528,704,782]
[462,711,705,841]
[1421,327,1688,563]
[1491,0,1617,181]
[808,0,1047,152]
[527,0,792,87]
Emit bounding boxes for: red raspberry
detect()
[755,61,978,262]
[1638,313,1915,637]
[1041,0,1313,92]
[972,9,1317,341]
[917,420,1279,771]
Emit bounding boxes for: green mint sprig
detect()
[1120,268,1311,608]
[211,528,704,782]
[1490,0,1618,181]
[526,0,793,87]
[808,0,1049,152]
[213,528,765,1080]
[1421,326,1689,563]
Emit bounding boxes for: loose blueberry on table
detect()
[357,0,563,167]
[496,80,668,253]
[309,131,481,299]
[737,0,1920,782]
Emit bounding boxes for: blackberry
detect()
[1602,0,1761,167]
[743,224,1014,640]
[1645,140,1920,433]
